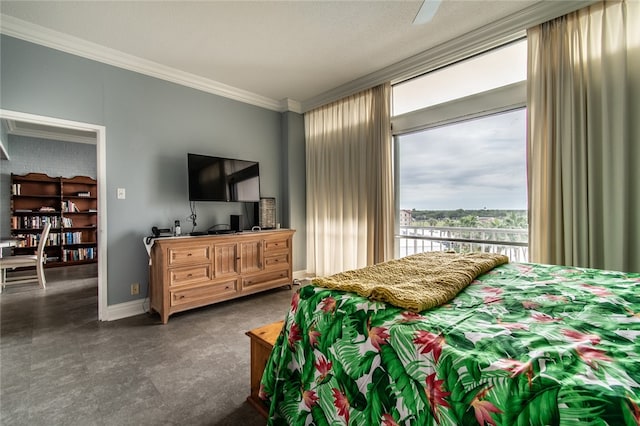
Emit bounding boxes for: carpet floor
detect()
[0,263,296,425]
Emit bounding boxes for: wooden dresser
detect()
[149,229,295,324]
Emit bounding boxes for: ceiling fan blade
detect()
[413,0,442,25]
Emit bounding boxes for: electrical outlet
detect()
[131,283,140,295]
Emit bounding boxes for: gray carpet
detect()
[0,264,296,425]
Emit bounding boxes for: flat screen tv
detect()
[188,153,260,202]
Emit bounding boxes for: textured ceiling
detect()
[0,0,548,107]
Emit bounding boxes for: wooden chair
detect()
[0,223,51,293]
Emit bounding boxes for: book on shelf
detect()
[49,233,60,246]
[63,232,84,244]
[76,191,91,197]
[13,231,59,247]
[62,200,80,212]
[12,215,60,230]
[12,183,21,195]
[62,247,95,262]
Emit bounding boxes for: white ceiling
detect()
[0,1,592,112]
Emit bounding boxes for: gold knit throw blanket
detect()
[312,251,509,312]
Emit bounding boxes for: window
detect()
[398,109,526,211]
[393,39,527,116]
[392,40,528,261]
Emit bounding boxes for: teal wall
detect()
[0,35,306,305]
[281,111,306,272]
[1,135,97,180]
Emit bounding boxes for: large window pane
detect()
[397,109,528,261]
[399,109,526,210]
[393,39,527,116]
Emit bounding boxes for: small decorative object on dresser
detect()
[148,229,295,323]
[258,197,276,229]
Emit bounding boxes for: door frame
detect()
[1,109,108,321]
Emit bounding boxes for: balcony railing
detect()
[396,225,529,262]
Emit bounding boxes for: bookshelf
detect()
[10,173,97,267]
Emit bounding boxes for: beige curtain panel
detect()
[305,83,394,277]
[527,0,640,272]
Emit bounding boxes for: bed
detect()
[259,253,640,425]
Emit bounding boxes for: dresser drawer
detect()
[264,253,289,269]
[243,269,290,290]
[264,238,290,252]
[168,245,211,266]
[170,264,211,287]
[170,280,238,307]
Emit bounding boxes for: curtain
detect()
[527,0,640,272]
[305,83,394,277]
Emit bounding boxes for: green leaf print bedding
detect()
[260,262,640,425]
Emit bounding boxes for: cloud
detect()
[398,110,527,210]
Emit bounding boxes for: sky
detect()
[398,109,527,211]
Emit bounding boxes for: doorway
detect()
[0,109,108,320]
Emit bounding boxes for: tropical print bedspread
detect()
[260,262,640,426]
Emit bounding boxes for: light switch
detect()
[117,188,126,199]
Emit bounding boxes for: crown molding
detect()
[5,119,97,144]
[1,1,596,115]
[0,14,300,113]
[279,98,303,114]
[301,0,597,112]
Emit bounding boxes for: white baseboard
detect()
[293,269,311,280]
[293,269,315,286]
[105,299,147,321]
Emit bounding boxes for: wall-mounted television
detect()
[187,153,260,202]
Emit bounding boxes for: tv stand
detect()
[149,229,295,323]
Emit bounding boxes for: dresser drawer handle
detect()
[187,253,193,256]
[187,273,193,278]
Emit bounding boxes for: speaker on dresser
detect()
[230,214,243,232]
[258,197,276,229]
